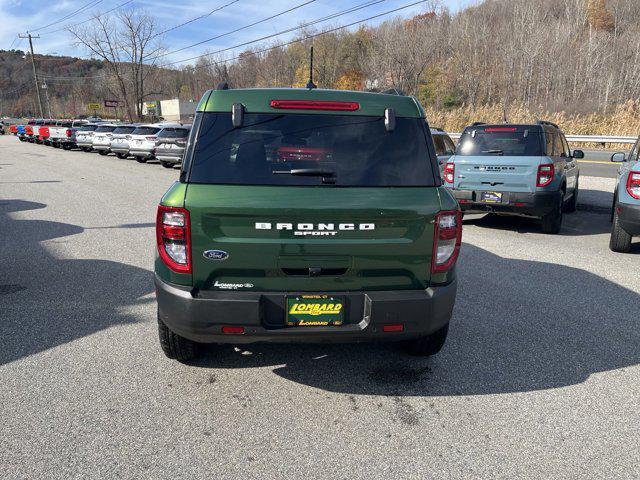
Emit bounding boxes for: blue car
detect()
[610,138,640,252]
[443,121,583,234]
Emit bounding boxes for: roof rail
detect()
[431,127,445,132]
[537,120,559,129]
[471,122,486,127]
[382,87,406,96]
[216,82,230,90]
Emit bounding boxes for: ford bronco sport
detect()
[444,121,582,234]
[155,87,461,362]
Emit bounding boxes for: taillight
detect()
[485,127,517,133]
[627,171,640,199]
[270,100,360,111]
[66,129,72,138]
[156,205,191,274]
[431,210,462,273]
[146,136,156,141]
[536,164,554,187]
[444,162,455,184]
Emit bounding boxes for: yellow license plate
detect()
[286,295,344,326]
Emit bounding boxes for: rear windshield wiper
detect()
[272,168,335,177]
[272,168,336,184]
[482,150,504,155]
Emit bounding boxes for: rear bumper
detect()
[92,144,111,151]
[130,149,155,158]
[76,141,93,147]
[618,202,640,236]
[450,189,558,217]
[110,146,130,154]
[155,150,184,163]
[155,275,457,344]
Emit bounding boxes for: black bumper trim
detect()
[450,189,559,217]
[618,202,640,236]
[155,275,457,344]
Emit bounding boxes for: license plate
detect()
[480,191,503,203]
[286,295,344,326]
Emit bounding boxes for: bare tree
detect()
[68,8,164,121]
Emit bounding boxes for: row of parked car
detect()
[7,118,191,168]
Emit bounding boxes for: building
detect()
[141,99,196,123]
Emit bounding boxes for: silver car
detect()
[92,124,119,156]
[109,124,140,159]
[75,123,103,152]
[128,123,182,163]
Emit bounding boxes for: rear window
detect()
[158,127,190,138]
[456,127,543,156]
[132,127,160,136]
[188,113,434,187]
[78,125,98,132]
[113,126,136,134]
[95,125,117,133]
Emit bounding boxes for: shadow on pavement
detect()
[0,199,153,365]
[191,243,639,397]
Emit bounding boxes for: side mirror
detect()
[611,152,626,163]
[572,150,584,159]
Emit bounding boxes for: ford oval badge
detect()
[203,250,229,261]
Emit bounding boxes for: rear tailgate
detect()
[186,185,440,292]
[453,155,539,193]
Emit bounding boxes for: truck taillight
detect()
[66,129,72,137]
[627,171,640,199]
[431,210,462,273]
[444,163,455,184]
[536,164,554,187]
[156,205,191,274]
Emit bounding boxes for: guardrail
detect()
[447,133,637,144]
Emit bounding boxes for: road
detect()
[1,136,639,479]
[577,149,623,178]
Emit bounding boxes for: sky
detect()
[0,0,474,68]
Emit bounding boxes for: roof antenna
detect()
[306,46,317,89]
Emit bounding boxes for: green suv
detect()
[155,87,461,362]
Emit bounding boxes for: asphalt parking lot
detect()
[1,135,639,479]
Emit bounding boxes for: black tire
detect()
[82,147,92,152]
[541,191,564,234]
[158,314,198,362]
[98,150,108,156]
[18,137,26,142]
[52,142,60,148]
[403,323,449,356]
[564,178,579,213]
[609,206,632,253]
[135,156,147,163]
[160,160,175,169]
[116,153,128,159]
[62,143,72,150]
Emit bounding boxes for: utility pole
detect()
[19,32,44,118]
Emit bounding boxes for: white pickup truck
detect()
[49,119,89,150]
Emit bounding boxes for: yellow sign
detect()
[87,103,101,110]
